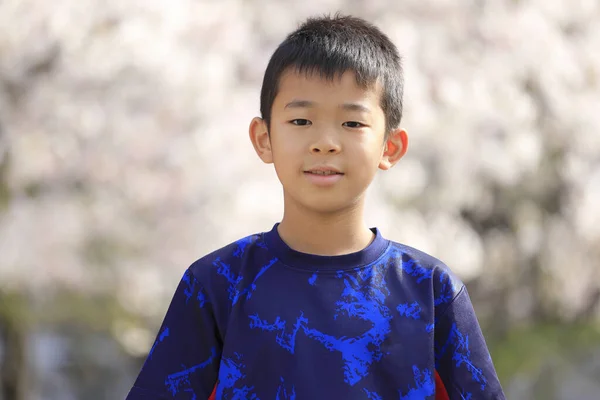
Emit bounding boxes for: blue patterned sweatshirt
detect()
[127,224,505,399]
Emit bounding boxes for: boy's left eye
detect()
[343,121,366,128]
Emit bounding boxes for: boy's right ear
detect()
[249,117,273,164]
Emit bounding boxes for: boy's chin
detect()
[296,196,363,216]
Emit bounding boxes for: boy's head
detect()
[250,15,408,215]
[259,14,404,135]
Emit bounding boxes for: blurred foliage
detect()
[490,322,600,382]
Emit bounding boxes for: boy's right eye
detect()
[289,119,312,126]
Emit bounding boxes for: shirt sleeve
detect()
[434,285,506,400]
[126,268,221,399]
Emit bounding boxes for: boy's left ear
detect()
[379,128,408,170]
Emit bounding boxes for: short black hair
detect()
[259,14,404,134]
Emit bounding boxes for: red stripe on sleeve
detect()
[208,385,216,400]
[435,369,450,400]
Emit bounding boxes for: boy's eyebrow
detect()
[340,103,371,113]
[284,100,371,113]
[284,100,314,109]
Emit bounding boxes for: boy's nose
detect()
[310,138,341,154]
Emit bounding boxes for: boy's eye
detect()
[343,121,366,128]
[290,119,311,126]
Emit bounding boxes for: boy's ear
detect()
[249,117,273,164]
[379,128,408,170]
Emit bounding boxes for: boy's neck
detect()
[277,198,374,256]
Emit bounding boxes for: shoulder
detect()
[386,240,465,309]
[170,232,268,340]
[187,232,268,284]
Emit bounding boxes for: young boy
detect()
[127,15,505,400]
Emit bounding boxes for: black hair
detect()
[259,14,404,134]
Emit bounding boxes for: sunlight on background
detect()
[0,0,599,399]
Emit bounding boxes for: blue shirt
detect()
[127,224,505,399]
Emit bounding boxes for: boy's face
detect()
[250,69,407,215]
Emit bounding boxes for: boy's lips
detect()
[303,166,344,186]
[304,166,343,174]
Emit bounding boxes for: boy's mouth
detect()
[304,166,344,175]
[305,170,343,175]
[303,166,344,187]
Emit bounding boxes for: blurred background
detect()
[0,0,599,399]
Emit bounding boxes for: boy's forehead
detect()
[275,68,383,105]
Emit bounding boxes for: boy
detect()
[127,15,505,400]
